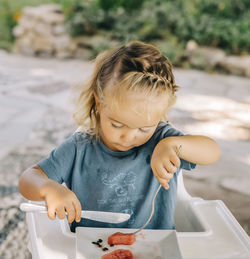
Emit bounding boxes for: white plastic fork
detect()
[131,145,182,235]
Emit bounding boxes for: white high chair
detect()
[22,170,250,259]
[21,128,250,258]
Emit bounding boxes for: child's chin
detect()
[117,145,133,151]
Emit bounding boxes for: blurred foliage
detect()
[98,0,145,11]
[0,0,79,50]
[160,0,250,55]
[0,1,17,49]
[66,0,250,63]
[0,0,250,64]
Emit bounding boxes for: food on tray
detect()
[108,232,136,245]
[101,249,133,259]
[92,239,109,251]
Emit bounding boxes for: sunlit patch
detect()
[184,122,249,140]
[31,68,52,76]
[238,154,250,167]
[220,178,250,196]
[174,94,250,140]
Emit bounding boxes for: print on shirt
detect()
[100,169,136,197]
[96,168,144,223]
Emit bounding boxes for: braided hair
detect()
[73,41,179,135]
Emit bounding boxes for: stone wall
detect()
[12,5,250,78]
[13,4,77,58]
[185,40,250,78]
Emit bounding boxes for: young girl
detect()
[19,41,220,232]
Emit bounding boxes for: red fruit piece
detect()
[108,232,136,245]
[101,249,133,259]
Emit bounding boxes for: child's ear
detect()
[94,92,101,113]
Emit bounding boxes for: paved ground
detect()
[0,49,249,258]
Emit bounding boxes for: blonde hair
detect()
[73,41,179,136]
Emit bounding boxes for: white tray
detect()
[76,227,183,259]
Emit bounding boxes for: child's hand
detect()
[40,181,82,223]
[151,138,181,190]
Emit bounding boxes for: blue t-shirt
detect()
[38,122,195,232]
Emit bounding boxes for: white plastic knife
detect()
[20,202,130,224]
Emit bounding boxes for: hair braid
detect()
[73,41,179,135]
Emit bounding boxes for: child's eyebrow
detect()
[109,117,156,128]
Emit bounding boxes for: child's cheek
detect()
[110,130,120,142]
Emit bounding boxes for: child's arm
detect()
[18,165,82,223]
[151,135,220,189]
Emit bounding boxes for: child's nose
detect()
[120,129,136,143]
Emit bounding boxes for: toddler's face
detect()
[96,90,169,151]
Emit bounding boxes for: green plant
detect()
[152,35,186,66]
[162,0,250,54]
[98,0,145,12]
[0,1,17,44]
[1,0,250,60]
[90,38,112,59]
[0,0,80,49]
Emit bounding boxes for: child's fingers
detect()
[158,177,169,190]
[65,204,76,223]
[155,163,175,181]
[152,166,170,190]
[73,200,82,222]
[160,168,174,181]
[163,160,178,174]
[55,206,66,220]
[47,206,56,220]
[171,154,181,168]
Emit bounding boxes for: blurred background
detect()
[0,0,249,258]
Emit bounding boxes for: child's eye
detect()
[139,128,151,133]
[111,123,123,128]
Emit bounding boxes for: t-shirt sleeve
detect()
[37,134,77,183]
[155,122,196,171]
